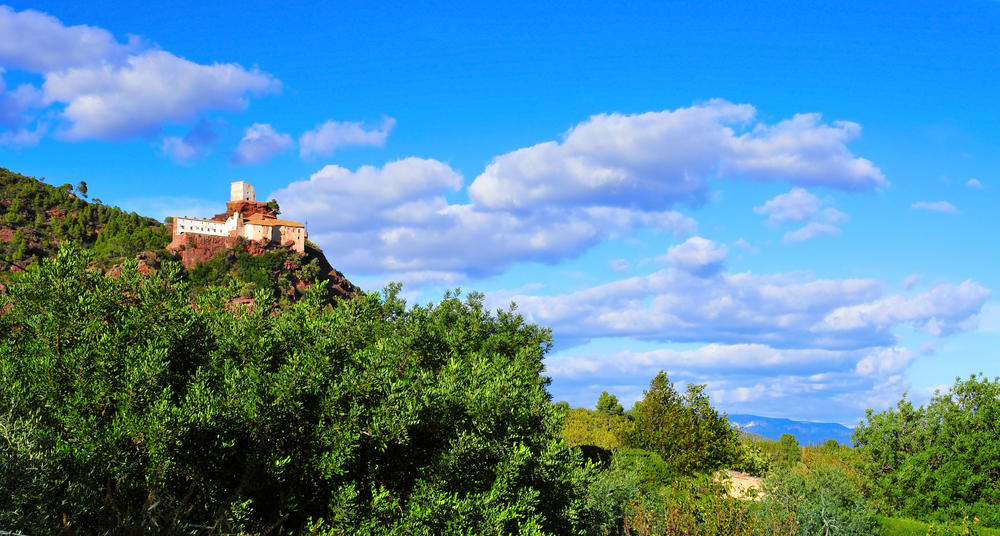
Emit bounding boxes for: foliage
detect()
[597,391,624,416]
[731,438,772,477]
[563,407,625,451]
[185,245,334,307]
[266,198,281,215]
[853,375,1000,527]
[0,244,602,535]
[621,476,797,536]
[621,372,740,475]
[876,516,1000,536]
[761,464,876,536]
[776,433,802,467]
[0,167,170,273]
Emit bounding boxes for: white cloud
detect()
[0,6,279,144]
[755,187,848,243]
[782,222,841,243]
[665,236,727,276]
[911,201,958,214]
[0,6,130,72]
[753,187,822,224]
[299,116,396,157]
[855,347,915,376]
[547,344,852,379]
[232,122,292,165]
[468,99,884,212]
[544,342,920,423]
[500,268,989,351]
[159,119,219,164]
[817,280,992,337]
[902,273,923,291]
[967,178,982,189]
[44,50,278,141]
[271,158,696,278]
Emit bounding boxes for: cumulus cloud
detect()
[543,342,920,423]
[160,119,220,164]
[902,273,924,291]
[299,116,396,157]
[967,178,982,189]
[754,188,848,243]
[0,6,278,144]
[782,222,841,243]
[500,267,989,351]
[664,236,728,276]
[753,187,823,224]
[468,99,884,212]
[45,51,278,141]
[855,347,915,377]
[0,6,130,72]
[817,280,991,337]
[232,123,292,165]
[271,158,696,278]
[911,201,958,214]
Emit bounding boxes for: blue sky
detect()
[2,0,999,424]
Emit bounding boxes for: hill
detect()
[728,413,854,445]
[0,167,358,303]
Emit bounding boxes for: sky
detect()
[1,0,998,425]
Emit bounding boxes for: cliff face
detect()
[169,231,359,301]
[169,233,246,268]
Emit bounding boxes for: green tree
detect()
[777,433,802,467]
[76,180,88,198]
[597,391,624,416]
[267,198,281,215]
[853,375,1000,526]
[621,372,739,475]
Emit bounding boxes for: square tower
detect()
[231,181,256,202]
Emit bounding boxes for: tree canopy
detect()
[621,372,740,476]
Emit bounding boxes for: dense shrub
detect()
[853,375,1000,527]
[0,244,600,535]
[761,464,876,536]
[622,476,797,536]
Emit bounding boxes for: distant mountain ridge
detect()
[727,413,854,446]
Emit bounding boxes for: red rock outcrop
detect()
[169,233,243,268]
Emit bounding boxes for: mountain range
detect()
[728,413,855,446]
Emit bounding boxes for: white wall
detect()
[175,217,228,237]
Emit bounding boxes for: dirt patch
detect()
[720,470,764,500]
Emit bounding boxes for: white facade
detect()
[230,181,256,202]
[174,217,228,237]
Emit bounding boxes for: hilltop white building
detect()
[172,181,307,253]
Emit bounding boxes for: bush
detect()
[0,244,602,535]
[853,375,1000,526]
[761,464,876,536]
[732,438,772,477]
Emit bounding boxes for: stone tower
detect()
[230,180,256,202]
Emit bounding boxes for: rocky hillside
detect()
[0,167,358,303]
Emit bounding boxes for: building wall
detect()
[230,181,256,202]
[279,225,306,253]
[174,217,228,237]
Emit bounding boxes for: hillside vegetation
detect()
[0,167,170,273]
